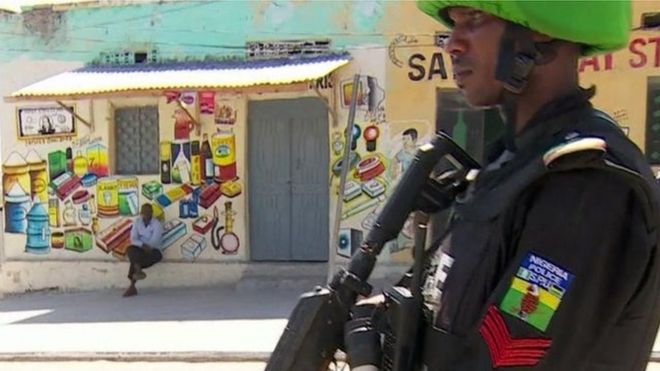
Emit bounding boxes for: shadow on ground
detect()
[0,285,304,324]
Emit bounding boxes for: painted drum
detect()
[26,202,50,254]
[4,182,31,234]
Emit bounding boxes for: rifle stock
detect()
[266,132,478,371]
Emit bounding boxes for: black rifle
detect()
[265,131,480,371]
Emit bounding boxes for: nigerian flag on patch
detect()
[499,253,574,333]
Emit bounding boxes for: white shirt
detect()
[130,217,164,251]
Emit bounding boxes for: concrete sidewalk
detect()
[0,284,304,362]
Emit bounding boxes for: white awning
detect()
[9,53,350,100]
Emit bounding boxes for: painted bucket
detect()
[97,178,119,217]
[4,182,31,234]
[26,202,50,254]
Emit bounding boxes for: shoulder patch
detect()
[499,253,574,332]
[543,137,606,166]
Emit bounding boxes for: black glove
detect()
[344,303,382,368]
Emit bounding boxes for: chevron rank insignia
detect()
[499,253,574,332]
[480,306,552,368]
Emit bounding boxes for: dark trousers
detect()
[127,245,162,280]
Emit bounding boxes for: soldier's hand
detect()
[344,301,383,369]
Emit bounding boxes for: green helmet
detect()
[417,0,631,55]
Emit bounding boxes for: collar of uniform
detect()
[509,87,596,153]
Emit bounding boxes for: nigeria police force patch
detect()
[499,253,574,332]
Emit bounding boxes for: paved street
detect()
[0,285,301,358]
[0,284,658,371]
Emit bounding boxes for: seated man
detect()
[123,203,163,297]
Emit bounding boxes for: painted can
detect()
[4,182,30,234]
[171,140,191,184]
[26,150,49,203]
[118,177,139,216]
[26,202,50,254]
[51,231,65,249]
[211,129,235,166]
[212,130,237,182]
[86,143,109,178]
[97,178,119,217]
[160,141,172,184]
[3,152,30,196]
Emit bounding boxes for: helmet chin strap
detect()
[495,22,549,149]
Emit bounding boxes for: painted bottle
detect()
[73,151,88,177]
[79,203,91,226]
[62,199,76,227]
[91,216,99,234]
[191,140,201,186]
[48,193,60,228]
[66,147,73,173]
[89,194,97,215]
[62,198,76,225]
[201,134,214,184]
[160,141,172,184]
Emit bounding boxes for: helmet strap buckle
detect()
[495,22,538,94]
[503,53,535,94]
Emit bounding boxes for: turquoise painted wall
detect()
[0,0,387,63]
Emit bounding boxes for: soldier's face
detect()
[444,7,507,107]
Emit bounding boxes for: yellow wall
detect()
[580,1,659,158]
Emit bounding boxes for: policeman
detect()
[344,1,660,370]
